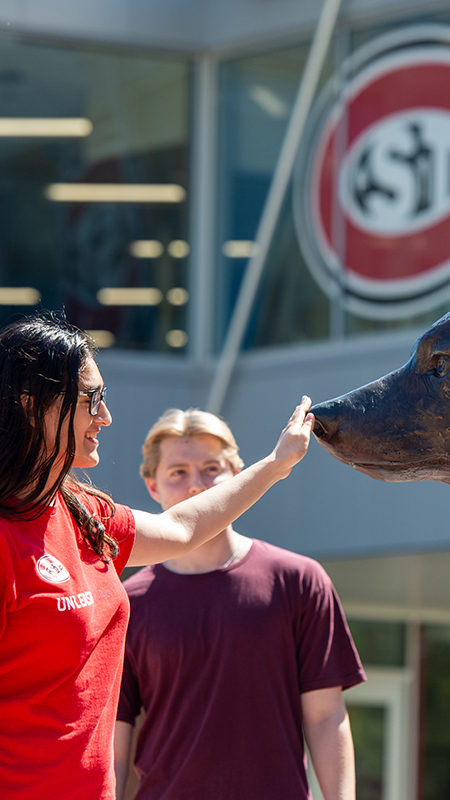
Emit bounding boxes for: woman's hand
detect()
[271,396,315,479]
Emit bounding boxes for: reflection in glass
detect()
[167,240,190,258]
[348,620,406,668]
[217,13,450,352]
[129,240,164,258]
[0,35,190,352]
[422,625,450,800]
[217,43,334,351]
[347,705,384,800]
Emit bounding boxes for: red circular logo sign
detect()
[294,25,450,319]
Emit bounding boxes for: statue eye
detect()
[436,356,450,377]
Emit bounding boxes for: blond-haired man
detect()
[115,409,365,800]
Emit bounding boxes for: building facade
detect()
[2,0,450,797]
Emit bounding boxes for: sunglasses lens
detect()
[90,387,107,415]
[90,391,101,416]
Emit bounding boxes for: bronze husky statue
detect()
[312,312,450,484]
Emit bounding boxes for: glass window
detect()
[421,625,450,800]
[217,43,333,351]
[0,35,190,352]
[217,10,450,352]
[347,705,385,800]
[348,620,406,667]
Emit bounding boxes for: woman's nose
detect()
[97,401,112,427]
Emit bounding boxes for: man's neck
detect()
[162,528,253,574]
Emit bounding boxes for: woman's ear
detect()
[21,393,35,423]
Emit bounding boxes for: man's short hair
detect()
[140,408,245,479]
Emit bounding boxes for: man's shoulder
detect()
[251,539,328,581]
[253,539,324,572]
[123,565,157,598]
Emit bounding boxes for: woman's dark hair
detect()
[0,312,117,561]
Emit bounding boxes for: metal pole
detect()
[188,55,219,364]
[206,0,344,414]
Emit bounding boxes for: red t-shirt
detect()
[0,491,135,800]
[118,539,365,800]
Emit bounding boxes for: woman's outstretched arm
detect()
[128,398,314,567]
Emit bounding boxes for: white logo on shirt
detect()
[57,591,94,612]
[37,554,70,584]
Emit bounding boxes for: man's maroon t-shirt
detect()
[118,539,365,800]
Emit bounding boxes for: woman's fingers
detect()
[274,396,315,472]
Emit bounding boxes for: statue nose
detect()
[310,403,340,440]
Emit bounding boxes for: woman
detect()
[0,313,313,800]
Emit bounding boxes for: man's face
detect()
[145,434,237,511]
